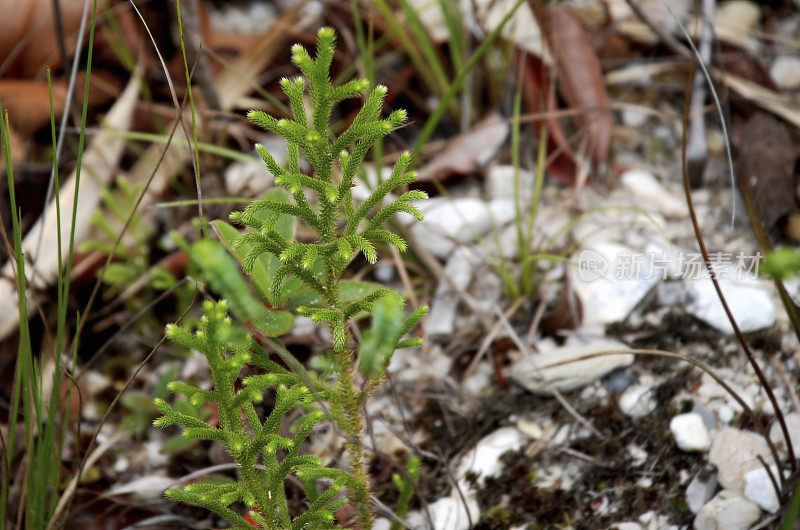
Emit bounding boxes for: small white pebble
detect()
[670,413,712,452]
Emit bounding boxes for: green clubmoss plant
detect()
[155,27,428,529]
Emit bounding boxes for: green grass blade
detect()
[412,0,525,162]
[175,0,206,231]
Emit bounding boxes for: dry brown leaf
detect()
[737,112,798,232]
[529,0,612,168]
[132,3,313,207]
[416,112,509,183]
[0,0,90,76]
[0,74,139,340]
[0,72,120,135]
[719,71,800,129]
[518,51,578,186]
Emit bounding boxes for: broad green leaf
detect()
[255,310,294,337]
[214,219,272,302]
[214,189,308,306]
[358,295,404,377]
[190,239,293,336]
[285,280,387,311]
[762,247,800,280]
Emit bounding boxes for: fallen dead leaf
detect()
[518,51,579,186]
[529,0,612,169]
[0,0,90,76]
[0,71,120,135]
[736,112,798,232]
[416,112,509,183]
[0,73,139,341]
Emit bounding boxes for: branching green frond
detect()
[279,242,308,264]
[254,143,286,178]
[350,157,415,225]
[182,427,229,443]
[362,228,407,252]
[291,481,342,529]
[336,237,353,261]
[288,141,301,175]
[290,43,315,80]
[166,382,214,406]
[153,398,209,429]
[295,466,362,493]
[297,307,338,323]
[162,28,428,530]
[400,304,429,337]
[348,233,377,263]
[269,264,294,304]
[396,338,424,349]
[371,199,424,227]
[242,199,312,227]
[301,244,319,270]
[291,411,325,446]
[165,489,252,529]
[277,172,338,203]
[343,289,397,320]
[243,373,294,390]
[331,78,369,103]
[280,76,308,128]
[247,110,281,134]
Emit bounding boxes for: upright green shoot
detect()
[158,28,428,529]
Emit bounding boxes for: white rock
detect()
[619,169,685,218]
[372,517,392,530]
[108,474,175,500]
[685,276,775,334]
[714,1,761,52]
[612,523,643,530]
[224,160,271,195]
[718,405,735,424]
[743,465,780,513]
[769,413,800,455]
[405,198,516,258]
[427,246,483,337]
[393,345,452,384]
[670,413,712,452]
[627,444,649,466]
[486,165,534,201]
[462,361,496,396]
[694,490,761,530]
[113,457,129,474]
[708,428,771,491]
[770,56,800,91]
[373,263,396,283]
[145,440,170,467]
[620,107,648,127]
[509,339,633,394]
[570,242,662,326]
[210,2,276,34]
[686,466,718,514]
[619,384,657,419]
[426,494,481,530]
[516,417,544,439]
[456,426,528,491]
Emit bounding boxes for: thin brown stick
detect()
[679,63,793,481]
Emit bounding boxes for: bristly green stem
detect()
[158,27,427,529]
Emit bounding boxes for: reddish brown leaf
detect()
[517,51,578,186]
[0,71,120,135]
[0,0,91,76]
[416,112,509,183]
[737,112,798,232]
[529,1,612,169]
